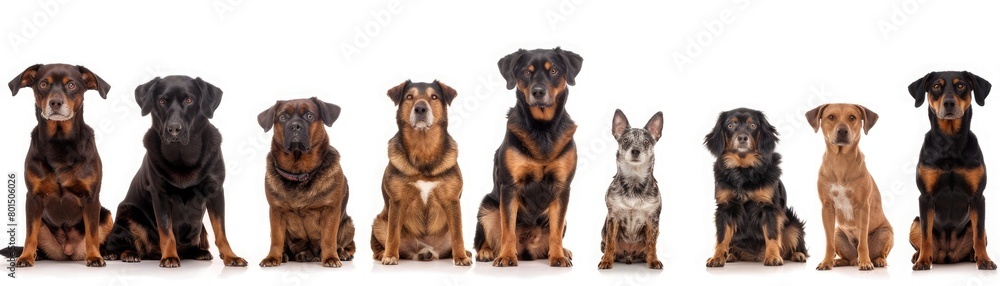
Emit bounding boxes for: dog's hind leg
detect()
[782,208,808,263]
[868,226,893,267]
[337,215,356,261]
[833,229,857,267]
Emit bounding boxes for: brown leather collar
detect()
[273,162,314,182]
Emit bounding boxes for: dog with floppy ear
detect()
[1,64,113,267]
[806,103,893,271]
[371,80,471,266]
[257,97,356,268]
[103,76,246,268]
[598,110,664,270]
[907,71,996,270]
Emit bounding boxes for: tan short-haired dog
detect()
[806,104,894,270]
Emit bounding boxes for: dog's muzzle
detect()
[42,97,74,121]
[732,133,752,153]
[834,126,850,145]
[938,96,964,119]
[161,115,190,145]
[410,100,434,130]
[527,84,553,108]
[283,120,310,152]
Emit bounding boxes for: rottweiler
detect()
[703,108,808,267]
[257,97,355,268]
[907,71,996,270]
[473,47,583,267]
[2,64,112,267]
[103,76,246,268]
[372,80,472,266]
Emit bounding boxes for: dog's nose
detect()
[737,134,749,143]
[166,123,182,136]
[288,121,303,132]
[837,129,848,137]
[49,98,64,109]
[414,102,428,115]
[943,97,956,108]
[531,87,546,99]
[631,149,640,157]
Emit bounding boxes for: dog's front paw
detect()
[476,248,495,262]
[647,259,663,269]
[381,255,399,265]
[454,255,472,266]
[763,256,784,266]
[159,256,181,268]
[14,254,35,267]
[858,260,874,271]
[223,255,248,267]
[492,255,518,267]
[120,251,141,263]
[549,255,572,267]
[259,256,282,267]
[86,256,106,267]
[706,255,726,267]
[912,260,932,271]
[977,259,997,270]
[816,259,834,270]
[322,257,342,268]
[598,258,614,270]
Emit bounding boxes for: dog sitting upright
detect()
[103,76,246,268]
[2,64,113,267]
[474,47,583,267]
[598,109,664,270]
[371,80,471,266]
[907,71,995,270]
[257,97,356,268]
[806,104,893,271]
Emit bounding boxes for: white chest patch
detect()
[412,180,438,204]
[829,184,854,221]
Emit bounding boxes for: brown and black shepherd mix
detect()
[257,97,356,268]
[2,64,112,267]
[371,80,472,266]
[907,71,996,270]
[473,47,583,267]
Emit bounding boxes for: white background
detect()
[2,0,1000,285]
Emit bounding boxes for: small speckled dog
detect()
[598,109,664,270]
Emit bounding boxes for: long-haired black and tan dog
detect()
[598,109,664,270]
[257,97,355,268]
[907,71,996,270]
[371,80,471,266]
[703,108,808,267]
[1,64,112,267]
[473,47,583,267]
[103,76,246,268]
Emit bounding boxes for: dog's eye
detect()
[431,94,438,100]
[933,84,941,90]
[406,94,413,100]
[158,99,167,106]
[304,112,315,121]
[38,81,48,89]
[278,114,289,121]
[549,68,557,75]
[66,82,76,90]
[523,70,531,77]
[727,123,734,129]
[643,139,649,145]
[849,115,856,121]
[957,83,965,90]
[749,123,757,129]
[183,97,194,105]
[827,115,834,120]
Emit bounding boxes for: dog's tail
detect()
[0,246,23,258]
[783,207,809,257]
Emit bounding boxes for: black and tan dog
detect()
[473,47,583,267]
[371,80,471,266]
[907,71,996,270]
[703,108,808,267]
[103,76,246,268]
[2,64,112,267]
[257,97,355,268]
